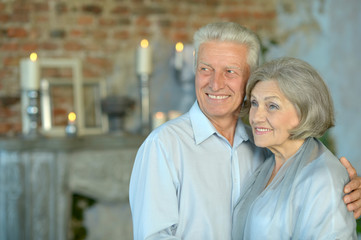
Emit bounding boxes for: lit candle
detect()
[174,42,184,70]
[68,112,76,125]
[65,112,77,137]
[20,52,40,90]
[136,39,152,75]
[152,112,167,129]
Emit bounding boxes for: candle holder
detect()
[65,123,77,138]
[138,73,151,135]
[25,90,40,138]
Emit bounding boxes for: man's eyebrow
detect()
[199,61,211,67]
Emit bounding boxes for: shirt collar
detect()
[189,101,250,146]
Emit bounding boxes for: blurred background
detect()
[0,0,360,239]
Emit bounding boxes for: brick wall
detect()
[0,0,277,136]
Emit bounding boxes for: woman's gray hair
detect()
[193,22,261,72]
[242,57,335,139]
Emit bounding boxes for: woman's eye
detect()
[268,103,279,110]
[250,100,258,107]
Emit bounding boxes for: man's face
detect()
[195,41,250,123]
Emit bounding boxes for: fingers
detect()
[346,198,361,219]
[344,178,361,194]
[354,208,361,219]
[340,156,357,179]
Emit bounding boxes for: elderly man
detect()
[129,22,361,240]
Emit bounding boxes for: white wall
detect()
[267,0,361,172]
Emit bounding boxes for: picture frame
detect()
[39,58,108,136]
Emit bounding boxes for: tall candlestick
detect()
[136,39,152,75]
[20,52,40,90]
[174,42,184,70]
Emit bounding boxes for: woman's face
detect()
[249,80,300,155]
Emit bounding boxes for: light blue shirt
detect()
[232,137,357,240]
[129,101,266,240]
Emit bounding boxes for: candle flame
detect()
[155,111,166,119]
[30,52,38,62]
[175,42,184,52]
[140,39,149,48]
[68,112,76,122]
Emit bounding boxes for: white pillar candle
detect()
[152,112,167,129]
[136,39,152,75]
[174,42,184,70]
[20,52,40,90]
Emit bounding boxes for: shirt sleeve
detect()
[293,156,357,240]
[129,133,181,240]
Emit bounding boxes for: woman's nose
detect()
[250,107,266,123]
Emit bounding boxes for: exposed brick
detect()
[40,42,59,50]
[135,16,151,27]
[86,57,111,70]
[83,68,100,78]
[111,6,129,15]
[64,41,84,51]
[219,10,252,19]
[118,18,131,26]
[78,15,94,25]
[82,4,103,15]
[13,3,31,15]
[0,14,9,23]
[93,30,107,39]
[171,32,190,42]
[113,30,129,40]
[11,14,29,23]
[172,21,187,29]
[34,14,49,24]
[3,56,20,67]
[22,43,39,52]
[0,123,12,135]
[1,43,20,51]
[55,2,68,14]
[69,29,86,38]
[50,29,66,38]
[0,0,278,136]
[0,3,5,11]
[7,27,28,38]
[99,18,116,27]
[33,2,49,12]
[252,10,276,19]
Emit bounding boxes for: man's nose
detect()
[209,71,225,91]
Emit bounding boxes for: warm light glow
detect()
[154,111,166,119]
[30,52,37,62]
[140,39,149,48]
[68,112,76,122]
[175,42,184,52]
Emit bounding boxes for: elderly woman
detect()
[232,57,356,239]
